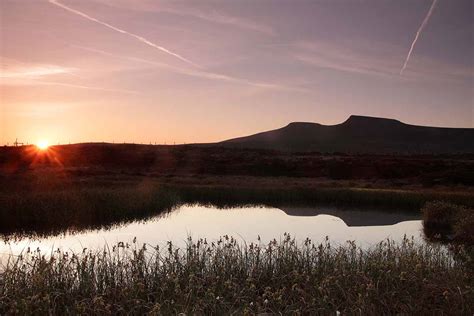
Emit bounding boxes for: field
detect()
[2,144,474,186]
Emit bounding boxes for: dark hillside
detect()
[1,144,473,187]
[220,115,474,154]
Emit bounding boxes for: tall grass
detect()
[1,184,473,238]
[1,236,472,314]
[422,201,474,244]
[175,185,474,209]
[0,185,179,237]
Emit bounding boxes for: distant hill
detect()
[220,115,474,154]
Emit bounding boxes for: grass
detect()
[422,201,474,244]
[0,185,179,238]
[1,236,472,315]
[2,148,472,313]
[176,185,474,209]
[2,144,474,186]
[1,183,473,238]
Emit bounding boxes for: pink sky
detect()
[1,0,473,145]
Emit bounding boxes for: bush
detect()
[422,201,474,244]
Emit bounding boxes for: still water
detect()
[0,204,422,261]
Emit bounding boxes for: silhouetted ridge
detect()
[343,115,403,127]
[220,115,474,154]
[286,122,321,127]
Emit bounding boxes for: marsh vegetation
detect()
[422,201,474,244]
[1,146,473,314]
[2,236,472,315]
[1,184,472,238]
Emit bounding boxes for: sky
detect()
[1,0,473,145]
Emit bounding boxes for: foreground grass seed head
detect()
[1,235,472,314]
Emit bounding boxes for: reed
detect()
[1,184,473,238]
[422,201,474,244]
[1,235,472,315]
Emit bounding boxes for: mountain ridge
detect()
[220,115,474,154]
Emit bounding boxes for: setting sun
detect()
[1,0,473,313]
[36,140,49,150]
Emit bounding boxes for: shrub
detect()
[422,201,474,244]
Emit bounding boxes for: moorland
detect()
[1,134,473,314]
[1,143,473,236]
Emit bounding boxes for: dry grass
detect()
[422,201,474,244]
[1,235,472,315]
[1,184,472,238]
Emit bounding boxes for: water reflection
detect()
[0,204,423,262]
[280,207,420,226]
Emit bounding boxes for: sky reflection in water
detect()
[0,204,422,261]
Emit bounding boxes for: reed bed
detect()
[0,185,180,237]
[1,236,472,315]
[2,184,473,238]
[176,185,474,209]
[422,201,474,244]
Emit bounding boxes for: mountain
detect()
[219,115,474,154]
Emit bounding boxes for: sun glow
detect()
[36,140,50,150]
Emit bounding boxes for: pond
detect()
[0,204,423,262]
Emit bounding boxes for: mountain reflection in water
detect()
[0,204,423,260]
[280,207,420,226]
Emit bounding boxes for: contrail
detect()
[400,0,438,75]
[73,45,309,92]
[48,0,198,67]
[39,81,140,94]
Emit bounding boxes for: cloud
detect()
[158,7,275,36]
[0,58,138,93]
[35,80,139,94]
[0,64,76,79]
[2,77,139,94]
[48,0,198,67]
[294,41,399,79]
[400,0,438,75]
[294,40,472,82]
[73,45,308,92]
[94,0,275,36]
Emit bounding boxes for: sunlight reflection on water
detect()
[0,204,423,261]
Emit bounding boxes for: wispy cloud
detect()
[400,0,438,75]
[0,58,137,94]
[35,80,139,94]
[158,7,275,36]
[94,0,275,36]
[294,41,400,79]
[2,77,139,94]
[74,45,308,92]
[48,0,198,67]
[295,39,472,82]
[0,64,76,79]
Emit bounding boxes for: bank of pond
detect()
[0,187,472,314]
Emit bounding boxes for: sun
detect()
[36,139,50,150]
